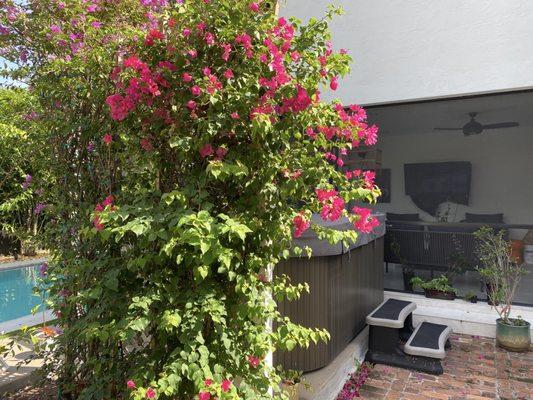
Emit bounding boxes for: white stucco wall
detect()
[280,1,533,105]
[372,127,533,239]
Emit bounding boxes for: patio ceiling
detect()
[366,90,533,136]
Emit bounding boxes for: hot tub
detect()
[274,213,385,372]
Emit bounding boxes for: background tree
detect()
[0,88,48,255]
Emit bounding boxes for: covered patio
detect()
[361,90,533,305]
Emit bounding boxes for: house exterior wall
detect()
[280,1,533,105]
[372,127,533,239]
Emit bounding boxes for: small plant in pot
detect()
[464,292,478,303]
[475,227,530,352]
[278,368,306,400]
[411,275,457,300]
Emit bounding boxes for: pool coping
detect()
[0,311,55,334]
[0,258,48,272]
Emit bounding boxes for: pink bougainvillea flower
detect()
[230,112,240,119]
[186,100,197,110]
[205,32,215,46]
[364,124,379,145]
[223,69,234,79]
[182,28,191,38]
[199,143,214,158]
[215,147,227,160]
[198,392,211,400]
[140,138,153,152]
[33,203,46,215]
[249,2,260,12]
[126,380,136,389]
[182,72,193,82]
[191,85,202,96]
[102,195,114,207]
[293,212,310,238]
[352,206,379,233]
[197,22,206,32]
[103,133,113,145]
[91,21,102,29]
[362,170,376,189]
[50,24,62,34]
[39,262,48,277]
[187,49,198,58]
[220,43,231,61]
[305,127,317,139]
[221,379,232,392]
[316,189,345,221]
[248,355,260,368]
[204,378,213,386]
[93,216,104,231]
[330,76,338,91]
[146,387,156,398]
[202,67,211,76]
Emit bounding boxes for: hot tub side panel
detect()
[274,237,384,372]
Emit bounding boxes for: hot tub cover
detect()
[292,212,386,256]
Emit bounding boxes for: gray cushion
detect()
[463,213,504,223]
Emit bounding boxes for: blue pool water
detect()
[0,265,46,323]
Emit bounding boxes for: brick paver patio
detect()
[358,334,533,400]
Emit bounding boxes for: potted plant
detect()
[278,369,305,400]
[464,292,478,303]
[411,275,457,300]
[475,227,530,351]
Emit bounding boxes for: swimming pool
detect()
[0,265,47,324]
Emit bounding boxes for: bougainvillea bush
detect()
[1,0,380,399]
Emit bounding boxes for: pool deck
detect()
[356,334,533,400]
[0,335,45,395]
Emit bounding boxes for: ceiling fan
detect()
[434,112,519,136]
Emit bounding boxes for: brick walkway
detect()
[358,334,533,400]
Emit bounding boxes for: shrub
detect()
[475,227,528,325]
[1,1,380,399]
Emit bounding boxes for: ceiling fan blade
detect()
[481,122,520,130]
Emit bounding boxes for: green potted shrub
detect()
[464,292,478,303]
[475,227,530,351]
[278,368,305,400]
[411,275,457,300]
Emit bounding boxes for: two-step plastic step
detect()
[366,299,452,361]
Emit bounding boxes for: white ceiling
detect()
[366,90,533,136]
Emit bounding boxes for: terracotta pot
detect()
[424,289,455,300]
[496,318,531,352]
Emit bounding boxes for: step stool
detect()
[365,299,452,375]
